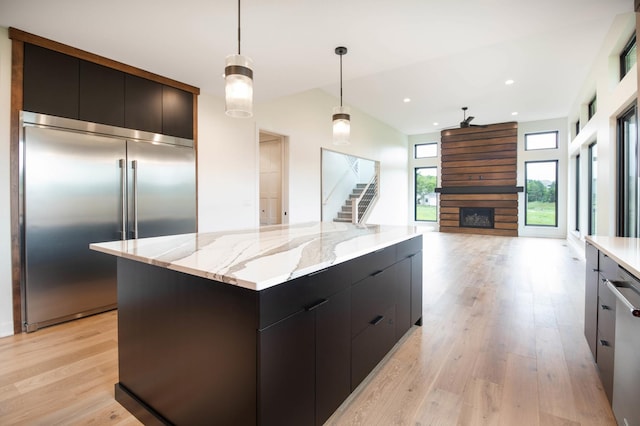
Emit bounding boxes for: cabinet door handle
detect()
[592,268,600,272]
[305,298,328,312]
[371,270,384,277]
[600,304,611,310]
[599,339,610,347]
[370,315,384,326]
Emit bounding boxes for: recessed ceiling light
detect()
[505,79,515,85]
[433,122,439,126]
[511,111,518,116]
[403,98,411,103]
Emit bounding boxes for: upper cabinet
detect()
[23,44,79,120]
[162,86,194,140]
[125,74,162,134]
[22,42,195,139]
[79,60,125,127]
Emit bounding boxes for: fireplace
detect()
[459,207,495,229]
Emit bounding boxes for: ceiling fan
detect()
[458,107,486,128]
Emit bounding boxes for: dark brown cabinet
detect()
[23,43,79,119]
[125,74,163,134]
[79,60,125,127]
[258,264,352,426]
[259,309,316,426]
[22,43,195,139]
[162,86,194,139]
[114,236,423,425]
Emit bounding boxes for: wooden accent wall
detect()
[439,122,519,237]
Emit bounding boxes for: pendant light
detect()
[225,0,253,118]
[333,46,350,145]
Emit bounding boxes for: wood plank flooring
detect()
[0,233,615,425]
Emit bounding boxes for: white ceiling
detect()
[0,0,633,135]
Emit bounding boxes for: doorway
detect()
[259,131,288,225]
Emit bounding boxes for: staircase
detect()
[334,182,377,223]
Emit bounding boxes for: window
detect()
[415,143,437,158]
[525,131,558,151]
[574,120,580,138]
[589,142,597,235]
[588,96,597,120]
[415,167,437,221]
[525,161,558,227]
[620,34,637,80]
[617,104,638,237]
[575,155,580,232]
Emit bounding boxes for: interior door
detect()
[127,140,196,239]
[260,137,282,226]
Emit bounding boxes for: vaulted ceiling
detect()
[0,0,632,134]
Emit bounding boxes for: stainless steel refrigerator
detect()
[21,112,196,331]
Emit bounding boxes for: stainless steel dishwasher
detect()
[607,270,640,426]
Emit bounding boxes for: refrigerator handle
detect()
[119,159,126,240]
[132,160,139,239]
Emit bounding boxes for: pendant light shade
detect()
[332,105,350,145]
[225,0,253,118]
[333,46,350,145]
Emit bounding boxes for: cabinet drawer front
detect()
[599,252,618,281]
[349,245,397,283]
[396,236,422,261]
[598,279,617,313]
[596,330,615,403]
[597,296,616,346]
[259,261,351,329]
[351,304,396,390]
[351,267,396,338]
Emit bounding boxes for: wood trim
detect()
[440,200,517,208]
[441,150,516,162]
[441,193,518,201]
[10,39,24,334]
[441,136,517,149]
[8,27,200,95]
[442,158,516,169]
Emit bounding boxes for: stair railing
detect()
[351,171,379,223]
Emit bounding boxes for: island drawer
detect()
[348,244,397,283]
[351,266,396,338]
[258,260,352,329]
[599,251,619,281]
[396,236,422,261]
[351,304,396,390]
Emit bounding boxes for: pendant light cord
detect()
[339,53,343,107]
[237,0,241,55]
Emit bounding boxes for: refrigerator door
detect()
[23,125,124,328]
[127,140,196,239]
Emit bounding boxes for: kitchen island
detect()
[90,222,424,426]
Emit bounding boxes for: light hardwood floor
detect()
[0,233,615,425]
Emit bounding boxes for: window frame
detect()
[414,142,438,159]
[414,166,438,222]
[575,154,580,232]
[524,130,559,151]
[524,160,559,227]
[617,103,639,237]
[588,142,597,236]
[588,96,597,120]
[620,34,637,80]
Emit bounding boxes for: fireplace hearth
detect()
[459,207,495,229]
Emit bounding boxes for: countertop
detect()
[90,222,423,291]
[586,235,640,278]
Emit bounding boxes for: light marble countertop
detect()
[586,235,640,278]
[90,222,423,291]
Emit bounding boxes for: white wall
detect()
[0,28,13,337]
[566,12,637,252]
[197,95,259,232]
[255,89,409,225]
